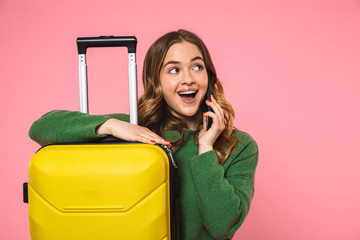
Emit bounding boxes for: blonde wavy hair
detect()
[138,29,237,165]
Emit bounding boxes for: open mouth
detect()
[177,90,198,102]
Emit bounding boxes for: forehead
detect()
[164,41,203,62]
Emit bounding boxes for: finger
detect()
[136,132,162,145]
[139,137,171,146]
[203,111,225,131]
[210,95,225,119]
[203,111,218,123]
[137,135,158,145]
[205,99,224,123]
[206,97,221,114]
[140,128,171,145]
[152,138,172,145]
[202,113,208,131]
[141,129,160,140]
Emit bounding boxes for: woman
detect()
[29,29,258,239]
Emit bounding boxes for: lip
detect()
[177,88,198,104]
[176,88,198,93]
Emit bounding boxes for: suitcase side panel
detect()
[28,183,169,240]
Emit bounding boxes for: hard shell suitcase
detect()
[24,36,178,240]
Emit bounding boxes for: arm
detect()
[189,134,258,239]
[29,110,170,146]
[29,110,126,146]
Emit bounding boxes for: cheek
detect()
[162,90,171,104]
[159,78,173,103]
[199,76,208,95]
[160,76,177,94]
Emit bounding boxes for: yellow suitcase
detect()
[25,142,177,240]
[24,36,178,240]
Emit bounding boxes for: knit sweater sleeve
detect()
[29,110,129,146]
[189,132,258,239]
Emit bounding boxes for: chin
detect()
[179,108,201,118]
[168,101,202,119]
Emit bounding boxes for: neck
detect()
[166,108,202,131]
[181,111,202,131]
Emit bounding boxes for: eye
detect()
[193,64,204,71]
[169,67,179,74]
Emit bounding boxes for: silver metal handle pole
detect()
[128,53,138,125]
[79,54,88,113]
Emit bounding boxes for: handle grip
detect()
[77,36,137,54]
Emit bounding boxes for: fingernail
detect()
[211,94,215,99]
[206,99,211,103]
[165,140,170,143]
[171,144,176,150]
[150,140,156,144]
[203,112,207,115]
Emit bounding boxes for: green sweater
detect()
[29,110,258,240]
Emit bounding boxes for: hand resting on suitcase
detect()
[96,118,171,146]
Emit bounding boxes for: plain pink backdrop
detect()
[1,0,360,239]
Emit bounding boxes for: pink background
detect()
[1,0,360,239]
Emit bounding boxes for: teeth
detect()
[178,91,197,95]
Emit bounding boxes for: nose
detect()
[180,70,195,85]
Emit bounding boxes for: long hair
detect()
[138,29,237,165]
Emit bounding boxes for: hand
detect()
[96,118,171,145]
[198,95,225,154]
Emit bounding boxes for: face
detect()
[160,41,208,122]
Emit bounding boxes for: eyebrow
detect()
[163,56,204,68]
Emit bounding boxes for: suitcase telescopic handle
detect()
[77,36,137,54]
[76,36,138,125]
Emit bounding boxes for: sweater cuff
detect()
[81,115,111,139]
